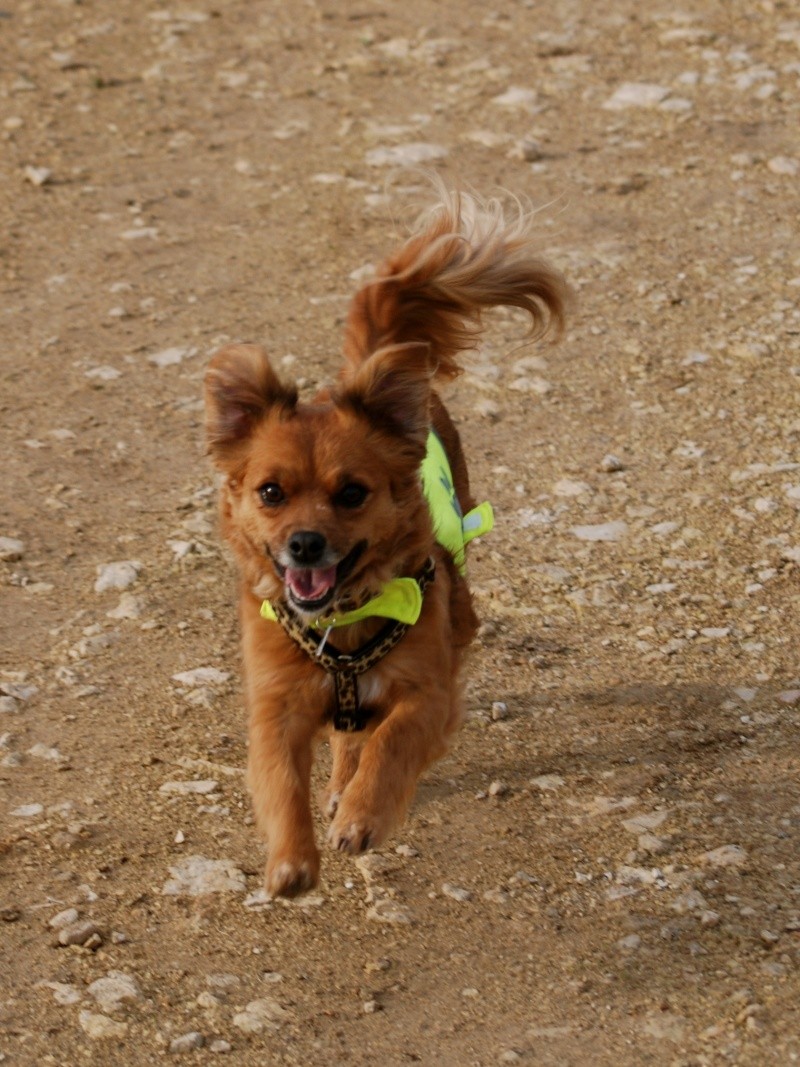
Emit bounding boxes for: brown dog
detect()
[204,189,568,897]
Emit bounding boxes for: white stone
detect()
[232,998,291,1033]
[603,83,670,109]
[530,774,565,791]
[48,907,80,929]
[767,156,798,176]
[148,346,196,367]
[85,365,121,381]
[700,844,748,868]
[162,856,246,897]
[365,143,448,167]
[24,165,52,186]
[159,779,219,796]
[11,803,43,817]
[86,972,142,1014]
[571,521,628,542]
[492,86,537,109]
[171,667,230,687]
[553,479,590,497]
[94,561,142,593]
[0,537,24,561]
[79,1011,128,1040]
[442,883,472,902]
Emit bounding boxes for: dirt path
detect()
[2,1,799,1063]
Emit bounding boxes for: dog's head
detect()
[204,343,434,617]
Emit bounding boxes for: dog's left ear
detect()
[204,343,297,467]
[339,342,432,454]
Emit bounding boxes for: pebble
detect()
[530,774,564,791]
[170,1032,205,1053]
[171,668,230,687]
[159,779,219,796]
[491,701,509,721]
[442,883,472,902]
[79,1011,128,1040]
[488,780,508,797]
[0,537,24,561]
[366,896,415,925]
[86,972,142,1013]
[603,83,670,109]
[106,594,144,620]
[38,980,81,1005]
[700,844,748,868]
[571,521,628,542]
[600,454,625,472]
[85,365,122,382]
[48,907,80,929]
[767,156,798,176]
[94,561,142,593]
[11,803,44,817]
[24,165,53,186]
[232,997,291,1033]
[162,856,246,897]
[149,345,196,368]
[365,143,448,167]
[209,1040,232,1053]
[492,86,537,110]
[57,920,103,947]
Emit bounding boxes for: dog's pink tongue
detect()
[286,566,337,602]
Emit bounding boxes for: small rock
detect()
[106,594,144,620]
[94,561,142,593]
[366,896,415,925]
[571,521,628,543]
[232,998,291,1033]
[600,454,625,472]
[58,920,103,947]
[530,774,564,791]
[209,1040,232,1053]
[0,537,24,561]
[603,83,670,109]
[365,143,448,167]
[700,844,748,868]
[159,779,219,796]
[170,1032,205,1053]
[767,156,798,176]
[492,86,537,110]
[362,999,381,1014]
[171,668,230,687]
[24,165,53,186]
[617,934,642,951]
[149,346,196,368]
[490,701,509,721]
[162,856,246,897]
[442,883,472,902]
[38,980,81,1005]
[488,780,508,797]
[11,803,44,818]
[86,972,141,1014]
[79,1011,128,1040]
[48,907,80,929]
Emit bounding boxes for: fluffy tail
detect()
[343,187,569,381]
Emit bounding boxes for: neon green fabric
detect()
[260,576,423,630]
[260,430,493,628]
[421,430,494,574]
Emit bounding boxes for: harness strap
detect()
[270,558,436,732]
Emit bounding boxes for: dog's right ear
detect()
[204,343,297,466]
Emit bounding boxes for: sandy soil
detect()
[2,1,799,1064]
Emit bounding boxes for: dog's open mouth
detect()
[281,541,366,614]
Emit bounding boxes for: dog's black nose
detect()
[288,530,327,565]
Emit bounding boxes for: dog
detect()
[204,187,568,897]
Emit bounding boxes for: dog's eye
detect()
[335,482,368,509]
[258,483,285,507]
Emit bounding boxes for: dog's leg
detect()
[327,692,449,854]
[248,708,320,897]
[321,732,363,820]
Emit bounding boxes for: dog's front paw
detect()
[327,806,391,855]
[265,850,320,898]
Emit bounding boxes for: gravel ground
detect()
[2,1,799,1064]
